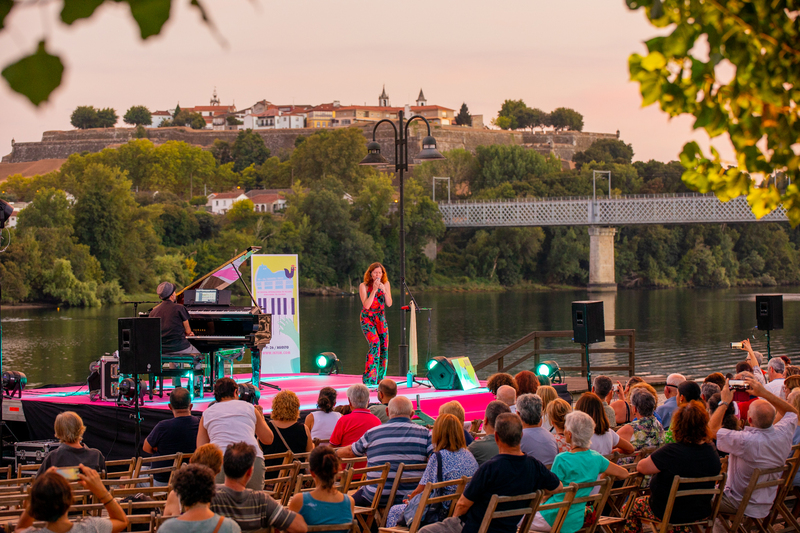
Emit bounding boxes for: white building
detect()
[149,111,173,128]
[207,191,248,214]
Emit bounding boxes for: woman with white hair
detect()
[37,411,105,476]
[530,411,629,533]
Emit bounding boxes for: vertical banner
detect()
[251,255,300,373]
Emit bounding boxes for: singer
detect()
[359,262,392,385]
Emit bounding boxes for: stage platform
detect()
[3,373,495,461]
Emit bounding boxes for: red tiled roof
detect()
[210,191,247,199]
[188,105,235,113]
[152,111,171,116]
[249,193,283,204]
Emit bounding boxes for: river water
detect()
[2,287,799,388]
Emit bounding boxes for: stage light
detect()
[536,360,563,384]
[315,352,339,375]
[118,377,137,400]
[238,382,260,405]
[2,371,26,398]
[427,359,438,371]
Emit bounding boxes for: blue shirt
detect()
[655,396,677,429]
[300,492,352,533]
[351,417,433,504]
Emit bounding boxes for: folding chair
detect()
[342,462,391,533]
[132,453,183,485]
[718,464,790,533]
[313,438,331,448]
[522,483,579,533]
[378,476,468,533]
[105,457,137,480]
[474,490,547,533]
[573,478,615,533]
[377,463,427,528]
[598,472,645,533]
[294,470,348,495]
[264,460,301,506]
[306,523,358,533]
[16,464,40,478]
[638,473,726,533]
[766,444,800,533]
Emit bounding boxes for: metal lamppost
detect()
[359,110,445,376]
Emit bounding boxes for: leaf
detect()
[0,0,13,30]
[125,0,172,39]
[61,0,106,24]
[1,41,64,106]
[640,52,667,71]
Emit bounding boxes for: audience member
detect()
[766,358,787,399]
[787,389,800,487]
[288,446,353,533]
[165,443,224,517]
[197,377,273,490]
[305,387,342,441]
[329,384,381,448]
[700,382,720,405]
[16,466,128,533]
[704,372,726,390]
[630,382,661,422]
[592,375,617,425]
[369,379,397,423]
[143,387,200,486]
[213,442,306,533]
[622,401,722,533]
[418,413,560,533]
[530,411,629,533]
[710,377,798,519]
[515,370,540,395]
[496,385,517,413]
[467,400,511,465]
[617,388,665,459]
[338,396,432,507]
[662,381,702,444]
[37,411,105,476]
[611,376,645,425]
[486,373,518,396]
[740,340,766,384]
[537,385,558,431]
[732,371,759,421]
[575,392,633,455]
[439,400,474,445]
[546,398,572,453]
[781,355,792,366]
[736,361,753,374]
[784,375,800,399]
[263,390,313,478]
[786,366,800,377]
[385,414,478,528]
[159,464,241,533]
[517,394,558,466]
[707,393,739,433]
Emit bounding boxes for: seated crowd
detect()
[16,349,800,533]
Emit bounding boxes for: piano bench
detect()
[155,355,206,401]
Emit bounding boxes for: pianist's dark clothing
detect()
[149,300,192,353]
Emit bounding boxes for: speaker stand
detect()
[131,374,143,459]
[583,343,592,391]
[766,330,772,361]
[410,378,432,388]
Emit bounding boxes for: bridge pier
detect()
[588,226,617,292]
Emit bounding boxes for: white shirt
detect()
[589,429,620,456]
[766,378,786,399]
[309,410,342,440]
[203,399,263,458]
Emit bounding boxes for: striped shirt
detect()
[211,486,297,532]
[351,417,433,504]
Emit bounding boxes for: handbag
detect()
[399,451,448,527]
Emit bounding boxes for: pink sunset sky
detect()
[0,0,734,165]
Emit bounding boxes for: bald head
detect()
[388,396,414,418]
[665,373,686,399]
[378,379,397,404]
[749,399,776,429]
[497,385,517,407]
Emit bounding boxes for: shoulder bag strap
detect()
[436,450,443,483]
[271,421,291,452]
[212,515,225,533]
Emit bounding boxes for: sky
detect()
[0,0,734,164]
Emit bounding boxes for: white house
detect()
[207,191,248,214]
[149,111,173,128]
[249,193,287,213]
[6,201,28,228]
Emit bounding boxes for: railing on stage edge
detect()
[472,329,636,377]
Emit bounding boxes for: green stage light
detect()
[315,352,339,375]
[536,360,563,383]
[427,359,438,371]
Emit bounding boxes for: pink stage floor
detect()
[18,373,495,422]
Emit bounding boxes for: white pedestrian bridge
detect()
[437,193,788,228]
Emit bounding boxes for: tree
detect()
[496,99,528,130]
[96,107,118,128]
[190,114,207,130]
[211,140,234,166]
[472,145,562,191]
[573,139,635,169]
[627,0,800,226]
[232,129,270,173]
[17,188,73,230]
[173,104,181,118]
[70,106,97,129]
[454,103,472,127]
[226,116,244,126]
[226,199,256,229]
[290,128,375,192]
[123,105,152,126]
[548,107,584,131]
[525,108,548,131]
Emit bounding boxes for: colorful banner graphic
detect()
[251,255,300,373]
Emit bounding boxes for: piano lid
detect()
[177,246,261,299]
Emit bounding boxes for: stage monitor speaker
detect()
[756,294,783,331]
[426,356,481,391]
[572,301,605,344]
[118,318,161,375]
[552,384,573,405]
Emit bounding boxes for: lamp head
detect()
[359,141,389,166]
[315,352,339,375]
[417,136,445,161]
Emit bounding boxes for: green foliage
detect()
[627,0,800,225]
[473,145,561,191]
[17,188,73,229]
[211,140,234,166]
[413,149,479,199]
[232,130,270,173]
[124,105,152,126]
[96,107,118,128]
[226,199,256,229]
[290,128,375,192]
[548,107,583,131]
[455,103,472,127]
[227,116,244,126]
[573,139,634,169]
[495,99,528,130]
[70,106,99,129]
[42,259,101,307]
[173,109,206,129]
[1,41,63,106]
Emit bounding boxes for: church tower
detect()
[210,87,220,106]
[416,88,427,106]
[379,85,390,107]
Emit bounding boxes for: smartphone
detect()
[55,467,80,481]
[612,384,619,392]
[730,342,743,350]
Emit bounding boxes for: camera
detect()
[238,382,260,405]
[729,379,748,390]
[730,342,743,350]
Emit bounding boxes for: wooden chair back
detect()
[105,457,137,480]
[571,478,614,533]
[342,463,391,505]
[306,523,358,533]
[639,473,726,533]
[765,443,800,533]
[294,471,348,495]
[264,450,294,465]
[264,460,301,506]
[719,465,789,533]
[377,462,427,528]
[380,477,468,533]
[16,464,40,478]
[526,483,579,533]
[474,490,546,533]
[132,453,182,483]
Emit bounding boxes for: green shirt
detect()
[540,449,609,533]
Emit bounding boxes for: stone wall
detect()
[9,125,619,164]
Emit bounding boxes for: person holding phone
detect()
[359,263,392,386]
[16,465,128,533]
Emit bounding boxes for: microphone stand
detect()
[400,279,433,388]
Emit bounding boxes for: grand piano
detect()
[145,247,272,390]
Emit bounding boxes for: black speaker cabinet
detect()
[572,301,605,344]
[756,294,783,331]
[118,318,162,374]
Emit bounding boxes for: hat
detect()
[157,282,175,300]
[753,351,764,366]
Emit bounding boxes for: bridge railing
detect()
[472,329,636,377]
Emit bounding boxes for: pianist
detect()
[151,282,200,356]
